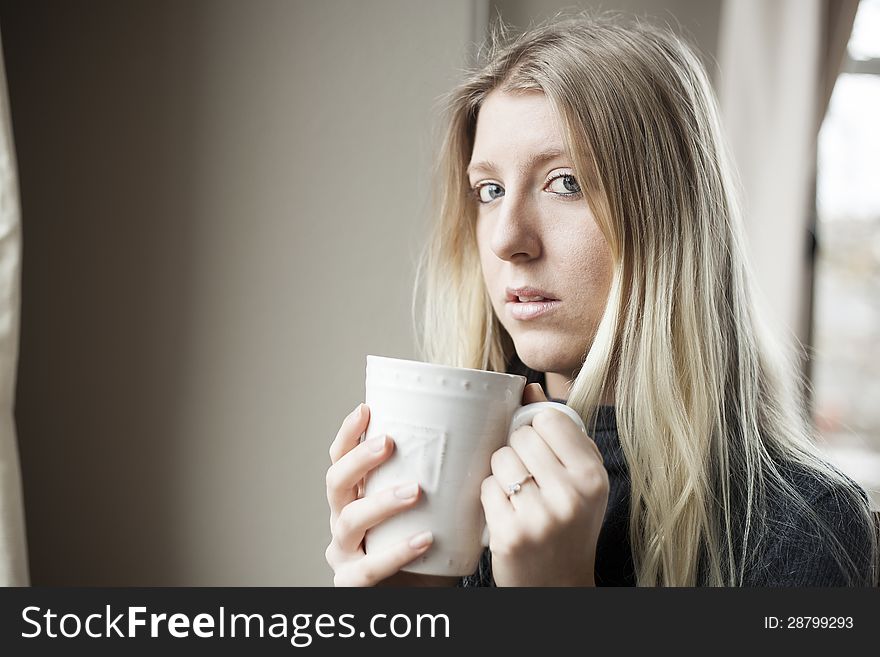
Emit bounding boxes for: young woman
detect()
[325,13,879,586]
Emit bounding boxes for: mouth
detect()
[505,286,560,303]
[505,286,561,321]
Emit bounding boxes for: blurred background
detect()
[0,0,876,586]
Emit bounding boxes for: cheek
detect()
[475,222,498,274]
[476,230,500,292]
[581,238,613,289]
[558,232,613,311]
[480,257,503,305]
[573,220,612,283]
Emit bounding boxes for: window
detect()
[812,0,880,508]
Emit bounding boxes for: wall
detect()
[1,0,479,585]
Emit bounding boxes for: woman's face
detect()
[468,89,613,383]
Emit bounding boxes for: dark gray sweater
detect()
[459,363,878,587]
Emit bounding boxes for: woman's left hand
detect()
[481,383,609,586]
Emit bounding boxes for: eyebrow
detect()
[466,147,569,178]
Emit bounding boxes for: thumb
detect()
[522,382,548,404]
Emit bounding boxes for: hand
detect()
[324,403,457,587]
[480,383,609,586]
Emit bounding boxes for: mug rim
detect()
[367,354,527,383]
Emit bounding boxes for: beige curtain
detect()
[716,0,859,361]
[0,29,28,586]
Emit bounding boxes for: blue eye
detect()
[547,173,581,195]
[473,182,504,203]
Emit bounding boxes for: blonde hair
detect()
[412,10,878,586]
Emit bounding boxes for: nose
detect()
[489,187,541,262]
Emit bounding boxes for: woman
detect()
[325,12,879,586]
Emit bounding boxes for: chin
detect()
[510,330,587,375]
[510,337,564,372]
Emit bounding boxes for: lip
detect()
[505,284,561,320]
[506,299,560,320]
[505,286,559,302]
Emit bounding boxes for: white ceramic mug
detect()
[361,355,586,577]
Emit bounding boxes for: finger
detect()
[326,433,393,524]
[335,531,435,587]
[480,475,517,548]
[489,445,541,511]
[508,424,569,501]
[530,408,598,469]
[329,403,371,464]
[522,382,548,404]
[332,481,421,553]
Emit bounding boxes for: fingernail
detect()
[350,403,363,420]
[367,435,386,452]
[409,531,433,549]
[394,482,418,499]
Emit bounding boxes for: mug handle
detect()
[480,401,587,547]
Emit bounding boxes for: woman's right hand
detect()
[325,403,457,587]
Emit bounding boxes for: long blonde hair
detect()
[412,11,878,586]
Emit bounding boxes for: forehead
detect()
[471,89,566,156]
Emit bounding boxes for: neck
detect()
[544,371,571,401]
[544,371,615,406]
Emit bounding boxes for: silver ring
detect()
[506,473,534,497]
